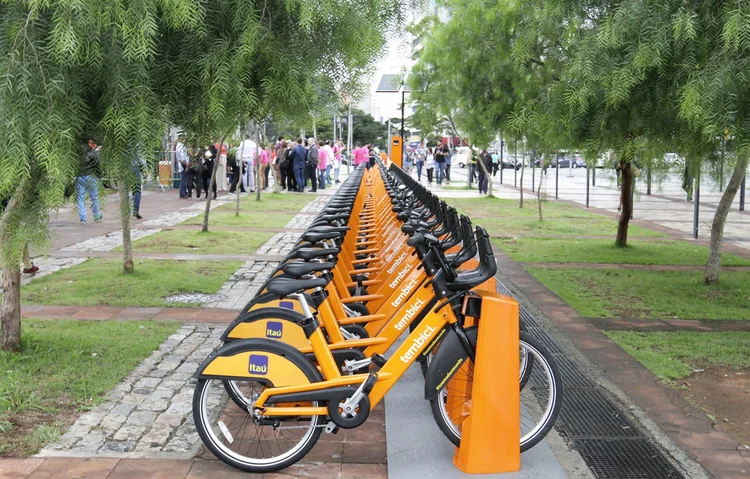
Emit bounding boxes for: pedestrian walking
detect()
[276,140,289,190]
[414,142,425,181]
[77,137,103,224]
[259,145,270,189]
[175,136,189,198]
[425,147,435,184]
[202,148,217,199]
[186,147,204,199]
[435,145,446,185]
[478,149,492,194]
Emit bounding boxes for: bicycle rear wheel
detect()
[430,332,562,452]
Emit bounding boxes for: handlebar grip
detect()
[406,232,424,247]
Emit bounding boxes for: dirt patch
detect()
[679,366,750,448]
[0,406,79,457]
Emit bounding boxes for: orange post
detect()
[390,136,403,168]
[453,291,520,474]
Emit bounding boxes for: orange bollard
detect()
[453,291,520,474]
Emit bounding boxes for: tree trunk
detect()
[0,262,21,352]
[119,181,134,273]
[704,154,749,284]
[202,135,226,232]
[0,189,23,352]
[519,159,525,208]
[615,158,633,247]
[537,154,544,221]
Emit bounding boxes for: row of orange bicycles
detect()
[192,160,563,473]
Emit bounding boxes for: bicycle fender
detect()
[195,338,320,387]
[221,307,308,348]
[424,327,474,400]
[238,291,311,315]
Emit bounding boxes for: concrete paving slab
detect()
[384,348,566,479]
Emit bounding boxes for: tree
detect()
[0,0,404,352]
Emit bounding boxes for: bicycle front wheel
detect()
[194,378,323,473]
[430,332,563,452]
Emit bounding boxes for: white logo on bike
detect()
[394,298,426,331]
[388,264,412,289]
[400,324,437,363]
[386,251,408,275]
[391,278,418,308]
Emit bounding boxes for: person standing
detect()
[175,136,189,198]
[402,147,413,175]
[414,142,425,181]
[333,139,344,183]
[352,142,366,168]
[435,145,446,185]
[237,134,257,192]
[202,148,217,199]
[129,145,145,219]
[306,138,319,192]
[445,145,452,184]
[478,149,492,194]
[276,140,289,190]
[425,147,435,184]
[317,140,327,190]
[292,138,307,192]
[214,141,228,191]
[77,137,103,224]
[323,140,334,186]
[258,146,269,189]
[186,147,203,199]
[286,144,297,191]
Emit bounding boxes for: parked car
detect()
[552,156,586,168]
[501,158,521,170]
[454,146,471,168]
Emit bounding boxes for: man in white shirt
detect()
[237,135,257,192]
[175,136,189,198]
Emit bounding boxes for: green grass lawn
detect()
[180,212,294,229]
[481,217,662,238]
[527,267,750,320]
[606,331,750,381]
[21,258,241,308]
[128,229,273,255]
[215,191,312,213]
[446,196,601,219]
[495,238,750,265]
[0,319,178,455]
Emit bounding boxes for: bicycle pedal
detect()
[370,354,387,369]
[324,421,340,434]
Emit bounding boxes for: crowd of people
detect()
[402,141,504,195]
[175,135,356,196]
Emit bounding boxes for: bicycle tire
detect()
[430,330,562,452]
[194,344,324,473]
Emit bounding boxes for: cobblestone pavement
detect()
[200,260,277,310]
[285,212,315,229]
[39,324,223,459]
